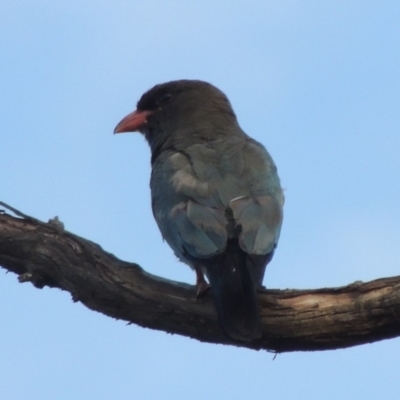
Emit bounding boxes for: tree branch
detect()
[0,207,399,352]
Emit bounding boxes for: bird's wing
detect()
[150,149,228,261]
[229,194,283,255]
[225,137,284,255]
[168,198,227,258]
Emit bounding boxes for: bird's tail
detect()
[204,248,262,342]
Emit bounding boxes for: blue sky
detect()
[1,1,400,399]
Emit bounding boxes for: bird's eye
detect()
[158,92,173,105]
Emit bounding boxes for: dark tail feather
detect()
[205,251,262,342]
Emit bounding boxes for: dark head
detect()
[114,80,240,155]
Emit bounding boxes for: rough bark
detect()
[0,208,399,352]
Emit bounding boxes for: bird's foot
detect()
[196,280,210,298]
[195,266,210,298]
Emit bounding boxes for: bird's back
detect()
[150,133,283,261]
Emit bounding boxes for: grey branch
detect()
[0,207,399,352]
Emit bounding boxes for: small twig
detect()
[0,201,65,231]
[0,201,42,224]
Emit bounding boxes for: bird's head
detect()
[114,80,238,148]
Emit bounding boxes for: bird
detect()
[114,80,284,341]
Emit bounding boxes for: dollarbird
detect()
[114,80,284,341]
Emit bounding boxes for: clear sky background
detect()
[1,1,400,399]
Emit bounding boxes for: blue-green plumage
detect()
[115,80,284,341]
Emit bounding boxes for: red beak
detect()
[114,110,152,134]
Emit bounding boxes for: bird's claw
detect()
[196,280,210,298]
[195,265,210,298]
